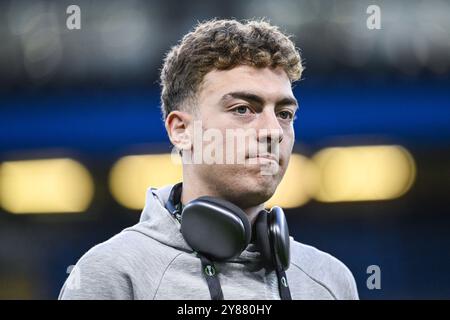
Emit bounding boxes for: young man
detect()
[59,18,359,300]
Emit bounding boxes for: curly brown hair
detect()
[159,18,303,119]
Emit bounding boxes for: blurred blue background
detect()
[1,0,450,299]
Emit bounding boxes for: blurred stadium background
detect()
[1,0,450,299]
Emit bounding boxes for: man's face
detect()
[186,65,298,208]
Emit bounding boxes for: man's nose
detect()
[256,109,284,145]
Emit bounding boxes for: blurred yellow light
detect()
[109,154,182,210]
[312,145,416,202]
[0,158,94,214]
[266,154,319,208]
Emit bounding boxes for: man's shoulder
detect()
[289,238,359,300]
[59,226,181,299]
[76,226,180,271]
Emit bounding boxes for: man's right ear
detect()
[165,110,192,151]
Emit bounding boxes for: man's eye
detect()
[234,105,250,115]
[278,111,294,120]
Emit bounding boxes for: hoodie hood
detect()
[126,184,263,265]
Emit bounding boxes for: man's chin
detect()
[202,163,282,207]
[226,179,278,208]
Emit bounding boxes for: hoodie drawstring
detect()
[198,254,224,300]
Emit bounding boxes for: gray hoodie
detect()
[59,185,359,300]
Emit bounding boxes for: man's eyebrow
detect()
[220,91,298,109]
[220,91,264,106]
[277,96,299,111]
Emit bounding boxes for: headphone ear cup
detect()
[254,210,275,271]
[268,206,291,271]
[181,196,251,261]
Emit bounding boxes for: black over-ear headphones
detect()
[165,182,292,300]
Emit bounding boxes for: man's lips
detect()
[246,153,280,164]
